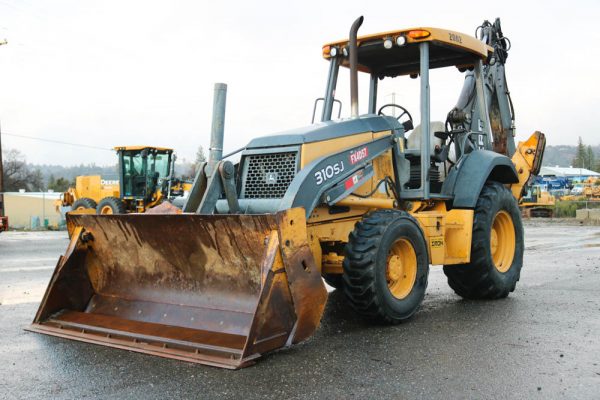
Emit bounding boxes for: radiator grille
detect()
[242,152,298,199]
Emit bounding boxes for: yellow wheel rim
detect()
[386,238,418,300]
[491,210,516,273]
[100,205,114,215]
[75,206,86,211]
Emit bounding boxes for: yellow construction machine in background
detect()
[30,17,545,369]
[58,146,191,214]
[520,184,555,218]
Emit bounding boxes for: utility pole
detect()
[0,40,7,218]
[0,120,4,218]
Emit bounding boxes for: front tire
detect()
[343,210,429,324]
[71,197,97,210]
[443,181,524,299]
[96,197,127,215]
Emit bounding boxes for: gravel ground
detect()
[0,221,599,399]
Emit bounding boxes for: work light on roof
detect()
[396,35,406,46]
[330,47,338,57]
[383,38,393,49]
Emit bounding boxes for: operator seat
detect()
[406,121,445,153]
[406,121,454,185]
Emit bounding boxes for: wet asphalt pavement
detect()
[1,221,599,399]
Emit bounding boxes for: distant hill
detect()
[542,145,600,169]
[30,161,195,188]
[32,163,119,183]
[25,145,598,187]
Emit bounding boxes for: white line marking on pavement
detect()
[0,265,56,273]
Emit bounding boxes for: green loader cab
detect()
[97,146,175,214]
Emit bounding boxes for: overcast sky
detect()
[0,0,598,166]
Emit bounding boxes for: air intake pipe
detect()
[349,16,363,118]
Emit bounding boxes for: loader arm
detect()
[281,133,401,217]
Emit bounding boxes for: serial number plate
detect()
[430,237,444,248]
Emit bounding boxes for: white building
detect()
[540,166,600,178]
[3,191,62,229]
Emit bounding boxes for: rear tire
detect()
[96,197,127,215]
[72,197,97,210]
[443,181,524,299]
[342,210,429,324]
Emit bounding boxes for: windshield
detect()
[149,152,171,178]
[120,149,172,197]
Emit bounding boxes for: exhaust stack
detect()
[349,16,364,118]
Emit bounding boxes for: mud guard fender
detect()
[442,150,518,209]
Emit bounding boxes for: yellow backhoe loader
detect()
[29,17,545,369]
[58,146,191,214]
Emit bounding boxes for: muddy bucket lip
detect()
[26,322,260,369]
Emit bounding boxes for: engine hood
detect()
[246,115,401,149]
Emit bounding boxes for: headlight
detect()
[396,36,406,46]
[383,38,393,49]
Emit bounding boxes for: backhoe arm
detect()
[449,18,517,158]
[447,18,545,202]
[510,131,546,200]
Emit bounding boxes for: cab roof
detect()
[322,27,493,77]
[113,146,173,152]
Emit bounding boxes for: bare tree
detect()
[190,145,207,177]
[196,145,207,164]
[2,148,45,191]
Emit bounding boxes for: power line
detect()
[1,131,113,151]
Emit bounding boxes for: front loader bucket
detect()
[27,208,327,369]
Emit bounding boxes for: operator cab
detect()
[115,146,173,201]
[320,25,494,199]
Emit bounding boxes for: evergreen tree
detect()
[47,176,72,192]
[47,174,56,189]
[586,146,596,172]
[572,136,587,168]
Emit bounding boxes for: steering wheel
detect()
[377,104,413,127]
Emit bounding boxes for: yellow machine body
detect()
[60,175,119,209]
